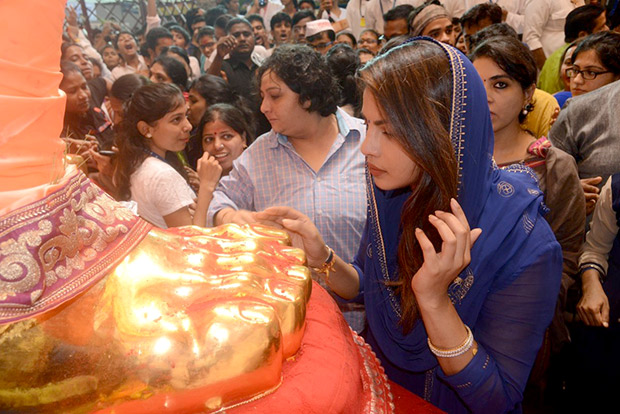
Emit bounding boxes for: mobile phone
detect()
[98,150,116,157]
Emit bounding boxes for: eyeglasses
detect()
[311,41,333,50]
[566,67,611,80]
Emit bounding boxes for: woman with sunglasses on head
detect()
[160,45,202,83]
[256,38,562,413]
[149,55,189,92]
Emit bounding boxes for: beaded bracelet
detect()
[427,325,474,358]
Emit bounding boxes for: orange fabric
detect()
[0,0,67,213]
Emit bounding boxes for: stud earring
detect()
[521,103,534,117]
[145,132,152,138]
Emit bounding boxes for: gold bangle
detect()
[310,245,336,284]
[427,325,474,358]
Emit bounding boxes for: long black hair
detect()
[198,103,255,148]
[152,55,189,91]
[572,31,620,77]
[326,44,361,117]
[359,41,456,333]
[114,83,186,200]
[469,35,538,123]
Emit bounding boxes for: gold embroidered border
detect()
[0,172,152,323]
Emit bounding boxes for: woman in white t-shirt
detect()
[114,83,221,228]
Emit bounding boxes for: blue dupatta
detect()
[359,38,558,373]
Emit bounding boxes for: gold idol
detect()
[1,221,312,413]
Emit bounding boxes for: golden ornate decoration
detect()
[0,172,151,321]
[1,223,312,413]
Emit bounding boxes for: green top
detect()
[538,43,569,95]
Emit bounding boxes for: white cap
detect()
[305,19,334,38]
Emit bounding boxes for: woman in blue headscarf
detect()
[256,38,562,413]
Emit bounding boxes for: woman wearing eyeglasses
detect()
[569,31,620,97]
[357,29,382,55]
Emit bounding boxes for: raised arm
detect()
[412,198,561,412]
[207,36,237,77]
[192,153,222,227]
[247,0,261,16]
[65,6,112,79]
[146,0,162,34]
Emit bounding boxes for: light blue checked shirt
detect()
[207,108,367,331]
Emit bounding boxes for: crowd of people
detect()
[59,0,620,412]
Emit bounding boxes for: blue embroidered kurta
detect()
[347,38,562,413]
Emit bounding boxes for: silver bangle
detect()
[427,325,474,358]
